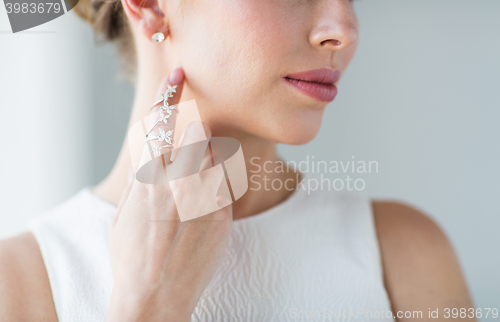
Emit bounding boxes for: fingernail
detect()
[169,66,183,84]
[178,121,202,147]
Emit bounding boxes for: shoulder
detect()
[371,200,475,318]
[0,232,57,321]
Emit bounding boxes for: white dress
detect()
[28,172,394,321]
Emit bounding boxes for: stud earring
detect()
[151,32,165,43]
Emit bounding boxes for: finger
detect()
[214,195,233,218]
[144,67,185,156]
[156,67,185,110]
[167,122,212,181]
[199,150,214,173]
[140,67,185,181]
[111,164,137,228]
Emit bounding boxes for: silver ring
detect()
[145,128,174,144]
[146,84,178,156]
[151,142,173,156]
[150,84,177,112]
[145,110,173,137]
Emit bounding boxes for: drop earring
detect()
[151,32,165,43]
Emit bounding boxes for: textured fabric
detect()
[28,173,394,322]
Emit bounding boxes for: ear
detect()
[121,0,168,41]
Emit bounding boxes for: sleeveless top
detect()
[28,173,395,322]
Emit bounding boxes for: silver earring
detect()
[151,32,165,43]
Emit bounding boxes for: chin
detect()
[274,107,325,145]
[271,122,322,146]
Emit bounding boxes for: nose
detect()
[309,1,359,52]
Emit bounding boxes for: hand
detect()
[107,67,233,322]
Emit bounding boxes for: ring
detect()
[150,85,177,112]
[145,110,173,137]
[151,142,173,156]
[146,84,178,156]
[145,128,174,144]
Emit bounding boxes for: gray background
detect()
[1,0,499,312]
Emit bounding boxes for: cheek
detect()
[172,0,327,144]
[177,0,293,107]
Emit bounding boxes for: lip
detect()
[283,68,341,102]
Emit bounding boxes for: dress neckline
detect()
[83,171,308,225]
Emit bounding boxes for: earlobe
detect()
[121,0,168,42]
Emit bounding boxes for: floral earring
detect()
[151,32,165,43]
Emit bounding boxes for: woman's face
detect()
[164,0,359,144]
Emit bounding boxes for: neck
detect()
[92,73,300,221]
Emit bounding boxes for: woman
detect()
[0,0,475,321]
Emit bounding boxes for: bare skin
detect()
[373,202,475,320]
[0,0,475,320]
